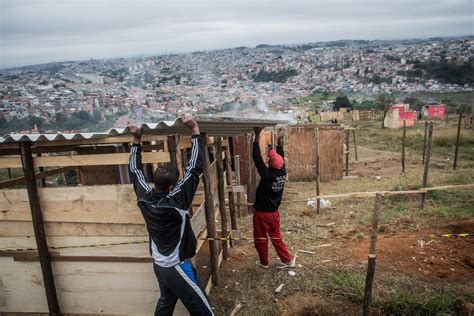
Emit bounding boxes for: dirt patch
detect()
[278,294,363,316]
[344,220,474,280]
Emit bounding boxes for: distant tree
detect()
[334,95,351,110]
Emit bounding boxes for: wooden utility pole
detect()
[224,141,237,230]
[422,121,428,164]
[352,129,358,161]
[20,141,61,315]
[421,122,434,209]
[215,137,230,260]
[401,120,406,173]
[363,193,382,316]
[453,111,462,170]
[315,128,321,214]
[201,133,220,286]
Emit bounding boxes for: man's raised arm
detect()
[167,114,203,210]
[128,125,152,200]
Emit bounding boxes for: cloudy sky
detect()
[0,0,472,68]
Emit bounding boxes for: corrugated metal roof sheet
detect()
[0,116,286,143]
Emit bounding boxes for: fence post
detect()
[201,133,220,286]
[215,137,230,260]
[352,129,358,161]
[345,129,350,176]
[224,141,237,230]
[315,128,321,214]
[234,155,242,218]
[401,120,406,174]
[453,112,462,170]
[422,121,428,164]
[421,122,434,209]
[363,193,382,316]
[20,141,61,315]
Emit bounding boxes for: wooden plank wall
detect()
[287,126,344,182]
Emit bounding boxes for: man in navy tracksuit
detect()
[129,114,213,316]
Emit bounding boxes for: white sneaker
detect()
[277,256,296,269]
[255,261,269,269]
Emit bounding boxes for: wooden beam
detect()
[315,128,321,213]
[363,193,382,316]
[19,141,61,314]
[224,141,237,231]
[12,252,152,263]
[215,137,230,260]
[421,121,433,209]
[453,112,462,170]
[0,166,75,189]
[201,133,220,286]
[0,151,170,168]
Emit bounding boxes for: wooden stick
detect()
[453,112,462,170]
[422,121,428,164]
[363,193,382,316]
[234,183,474,205]
[235,155,242,219]
[421,122,433,209]
[215,137,230,260]
[401,120,406,173]
[315,128,321,214]
[19,142,61,314]
[345,129,350,176]
[224,142,237,231]
[229,302,242,316]
[201,133,221,286]
[352,129,358,161]
[247,133,254,215]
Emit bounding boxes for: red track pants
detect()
[253,209,292,266]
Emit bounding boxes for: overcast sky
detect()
[0,0,472,68]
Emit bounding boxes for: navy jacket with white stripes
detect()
[129,135,203,267]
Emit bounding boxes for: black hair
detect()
[153,165,179,192]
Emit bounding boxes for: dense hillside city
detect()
[0,36,472,133]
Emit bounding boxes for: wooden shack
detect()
[287,125,344,182]
[0,116,283,315]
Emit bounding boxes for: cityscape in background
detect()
[0,36,472,134]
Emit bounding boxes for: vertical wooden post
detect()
[167,134,178,167]
[352,129,358,161]
[224,141,237,230]
[345,129,350,176]
[471,104,474,130]
[39,154,47,187]
[445,110,449,125]
[422,121,428,164]
[201,133,220,286]
[19,142,60,314]
[215,137,230,260]
[7,168,13,179]
[401,120,406,174]
[453,112,462,170]
[247,133,255,215]
[421,122,434,209]
[363,193,382,316]
[315,128,321,214]
[235,155,242,218]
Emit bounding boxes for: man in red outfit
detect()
[252,127,295,269]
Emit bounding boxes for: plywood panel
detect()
[0,221,147,237]
[287,126,344,182]
[0,257,189,315]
